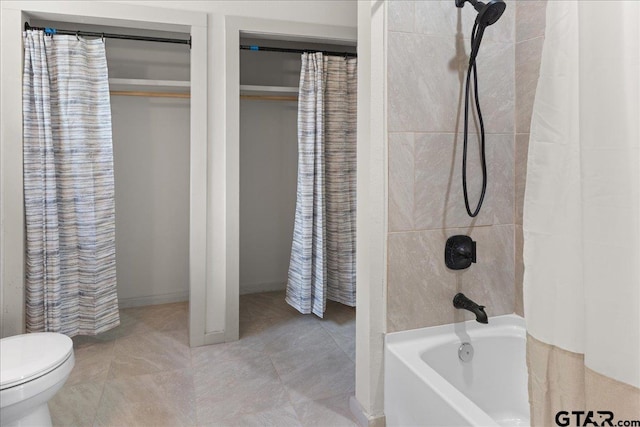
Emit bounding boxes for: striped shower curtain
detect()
[23,30,120,336]
[285,53,357,317]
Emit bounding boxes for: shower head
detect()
[476,0,506,26]
[456,0,506,27]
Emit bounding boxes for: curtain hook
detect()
[76,31,80,41]
[102,33,105,43]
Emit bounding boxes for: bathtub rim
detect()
[386,314,525,347]
[384,314,527,427]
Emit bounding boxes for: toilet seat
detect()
[0,333,73,390]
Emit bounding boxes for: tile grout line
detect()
[268,354,305,426]
[388,222,514,235]
[93,335,119,426]
[90,360,110,426]
[318,321,356,363]
[187,346,199,427]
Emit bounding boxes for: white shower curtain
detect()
[523,1,639,423]
[23,30,120,336]
[286,53,357,317]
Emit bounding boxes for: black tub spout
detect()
[453,293,488,324]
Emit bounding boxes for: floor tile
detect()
[108,329,191,379]
[262,316,331,358]
[128,301,189,333]
[94,369,195,427]
[320,302,356,340]
[50,290,355,426]
[276,346,356,404]
[66,339,115,386]
[194,354,290,422]
[50,381,104,427]
[199,405,302,427]
[191,316,279,364]
[96,308,153,340]
[294,394,359,427]
[240,291,300,321]
[329,333,356,363]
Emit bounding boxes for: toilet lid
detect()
[0,332,73,390]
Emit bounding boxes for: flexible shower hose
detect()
[462,21,488,218]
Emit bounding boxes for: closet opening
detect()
[238,35,358,400]
[30,18,192,337]
[239,37,300,301]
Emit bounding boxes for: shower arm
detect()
[455,0,506,28]
[455,0,481,11]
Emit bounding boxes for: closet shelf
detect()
[240,85,298,102]
[108,78,190,93]
[240,85,298,95]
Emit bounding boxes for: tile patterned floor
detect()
[50,291,357,427]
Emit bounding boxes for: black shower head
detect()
[476,0,506,26]
[456,0,506,27]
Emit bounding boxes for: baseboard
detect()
[118,291,188,308]
[202,330,226,345]
[349,396,386,427]
[239,281,286,295]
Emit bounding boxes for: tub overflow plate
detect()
[458,342,474,362]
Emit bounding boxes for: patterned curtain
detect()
[286,52,357,317]
[23,30,120,336]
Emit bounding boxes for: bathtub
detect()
[385,314,529,427]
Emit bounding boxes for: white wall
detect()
[239,48,299,295]
[239,91,297,293]
[109,37,190,306]
[354,1,387,425]
[239,98,297,294]
[112,97,190,305]
[115,1,357,28]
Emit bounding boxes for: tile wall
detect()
[386,0,547,331]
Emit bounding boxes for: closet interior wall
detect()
[32,20,191,308]
[239,40,299,295]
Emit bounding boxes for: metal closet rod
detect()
[240,44,356,57]
[24,22,191,47]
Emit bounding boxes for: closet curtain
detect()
[286,52,357,317]
[523,1,640,423]
[23,30,120,336]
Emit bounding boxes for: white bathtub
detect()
[385,314,529,427]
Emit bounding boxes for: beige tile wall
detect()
[386,1,517,332]
[388,225,515,331]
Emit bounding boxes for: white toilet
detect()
[0,333,74,427]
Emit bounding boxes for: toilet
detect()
[0,333,74,427]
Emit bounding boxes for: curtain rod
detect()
[24,22,191,47]
[240,45,356,58]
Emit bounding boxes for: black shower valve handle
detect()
[455,244,475,261]
[445,235,477,270]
